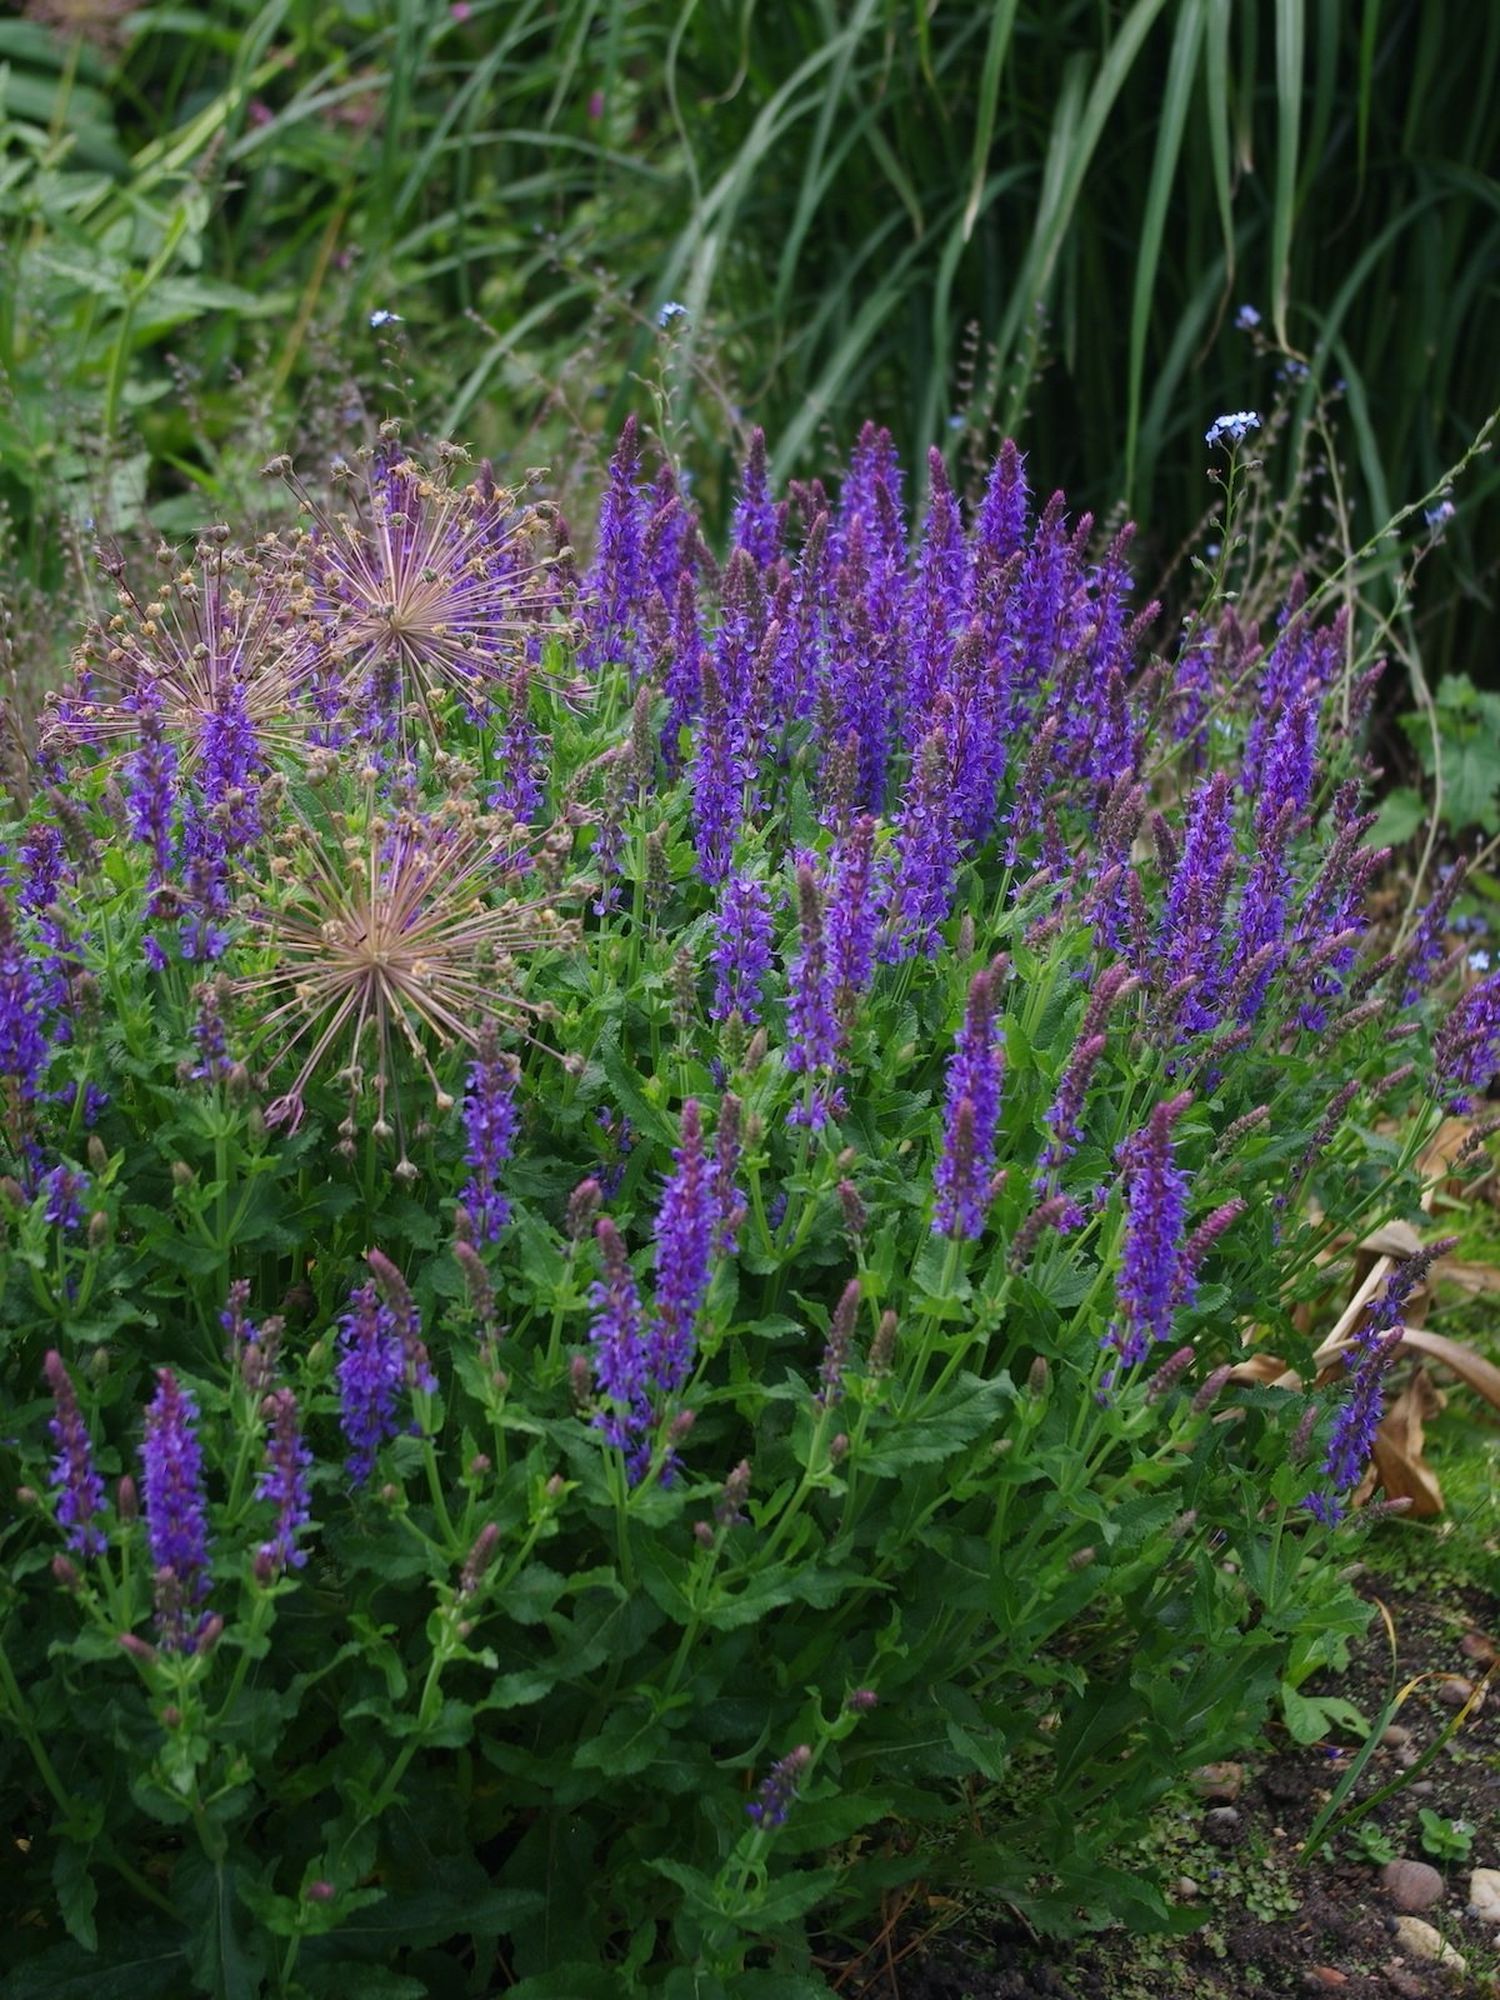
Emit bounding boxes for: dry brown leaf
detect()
[1356,1365,1446,1517]
[1358,1220,1427,1261]
[1228,1353,1300,1389]
[1435,1258,1500,1296]
[1420,1116,1482,1182]
[1392,1327,1500,1411]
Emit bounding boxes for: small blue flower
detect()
[1469,949,1491,974]
[656,301,689,328]
[1234,303,1261,330]
[1205,411,1261,450]
[1425,499,1456,531]
[369,309,403,329]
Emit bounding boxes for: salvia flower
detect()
[44,1349,106,1557]
[1432,968,1500,1113]
[41,1165,88,1234]
[588,1217,651,1474]
[337,1282,408,1485]
[1108,1092,1193,1365]
[255,1389,312,1572]
[746,1744,812,1828]
[649,1100,713,1396]
[367,1246,436,1393]
[0,894,48,1101]
[933,969,1005,1239]
[785,860,840,1121]
[1305,1238,1456,1524]
[709,874,774,1024]
[459,1021,520,1242]
[141,1369,212,1652]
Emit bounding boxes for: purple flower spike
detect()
[460,1021,520,1242]
[0,894,48,1099]
[746,1743,812,1828]
[1433,968,1500,1113]
[786,860,839,1088]
[580,416,647,677]
[256,1387,312,1572]
[337,1281,407,1486]
[1108,1092,1193,1365]
[649,1100,713,1396]
[710,874,774,1025]
[44,1350,106,1557]
[141,1369,212,1652]
[933,968,1005,1239]
[589,1216,651,1473]
[732,426,781,570]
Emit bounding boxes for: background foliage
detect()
[2,0,1497,679]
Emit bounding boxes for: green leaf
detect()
[52,1840,98,1954]
[1280,1683,1368,1744]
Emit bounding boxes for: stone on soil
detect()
[1391,1915,1466,1975]
[1379,1859,1445,1913]
[1468,1866,1500,1923]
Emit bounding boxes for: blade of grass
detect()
[960,0,1019,245]
[1271,0,1304,347]
[1124,0,1206,504]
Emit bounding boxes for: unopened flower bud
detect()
[253,1549,276,1586]
[171,1161,195,1189]
[468,1453,492,1479]
[869,1310,898,1377]
[379,1482,400,1505]
[567,1178,602,1242]
[829,1433,849,1462]
[87,1136,108,1174]
[161,1704,182,1728]
[745,1028,769,1071]
[117,1633,157,1665]
[198,1615,224,1653]
[0,1177,25,1209]
[15,1485,38,1506]
[459,1522,501,1595]
[305,1880,336,1903]
[1027,1355,1050,1396]
[52,1554,83,1591]
[1145,1346,1195,1403]
[87,1210,110,1248]
[89,1346,110,1381]
[1190,1366,1232,1416]
[667,1410,696,1444]
[693,1519,715,1549]
[837,1179,866,1236]
[845,1688,879,1712]
[1067,1546,1096,1571]
[545,1473,566,1499]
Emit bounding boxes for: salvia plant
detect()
[0,413,1493,1998]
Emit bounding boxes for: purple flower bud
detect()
[1107,1093,1193,1365]
[933,970,1005,1240]
[817,1278,862,1409]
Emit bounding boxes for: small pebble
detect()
[1380,1859,1445,1914]
[1381,1725,1412,1749]
[1469,1867,1500,1923]
[1409,1779,1435,1796]
[1204,1806,1242,1844]
[1191,1760,1244,1802]
[1383,1970,1424,2000]
[1175,1875,1200,1901]
[1392,1915,1466,1975]
[1396,1746,1420,1769]
[1435,1677,1474,1708]
[1304,1970,1349,1991]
